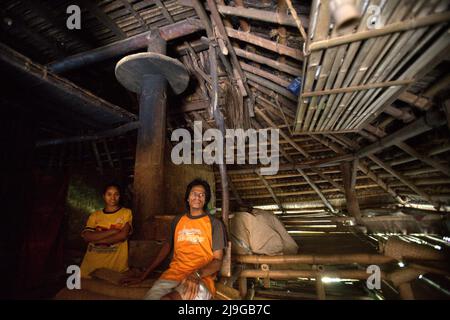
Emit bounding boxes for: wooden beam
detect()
[356,109,447,158]
[423,73,450,98]
[217,4,307,28]
[0,43,137,124]
[368,155,438,207]
[310,134,404,203]
[398,91,431,110]
[36,122,140,147]
[206,0,254,102]
[383,105,415,123]
[396,142,450,178]
[47,19,204,73]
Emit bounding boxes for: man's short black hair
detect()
[102,183,122,195]
[185,178,211,211]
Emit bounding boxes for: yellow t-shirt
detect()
[80,207,132,278]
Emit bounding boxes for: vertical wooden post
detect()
[315,273,326,300]
[398,282,415,300]
[133,35,167,238]
[341,160,362,222]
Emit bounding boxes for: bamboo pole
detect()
[315,272,326,300]
[241,61,291,88]
[302,79,414,97]
[235,253,394,265]
[226,27,304,61]
[238,269,389,298]
[226,154,352,175]
[309,11,450,51]
[246,72,297,101]
[248,81,297,110]
[217,178,382,193]
[297,168,338,213]
[285,0,308,41]
[234,47,302,76]
[255,170,286,213]
[380,236,449,261]
[240,269,387,279]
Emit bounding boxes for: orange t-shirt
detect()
[160,213,226,295]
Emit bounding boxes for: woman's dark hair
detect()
[184,178,211,211]
[102,183,122,196]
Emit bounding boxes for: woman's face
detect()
[103,186,120,207]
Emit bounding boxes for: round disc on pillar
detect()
[115,52,189,95]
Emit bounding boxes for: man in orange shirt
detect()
[121,179,226,300]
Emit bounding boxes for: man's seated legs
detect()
[144,279,212,300]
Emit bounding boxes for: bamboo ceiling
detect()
[295,0,450,133]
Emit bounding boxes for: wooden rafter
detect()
[255,170,286,213]
[118,0,149,31]
[83,0,127,40]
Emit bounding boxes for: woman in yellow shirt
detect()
[80,183,133,278]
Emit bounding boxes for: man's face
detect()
[188,185,206,210]
[103,187,120,207]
